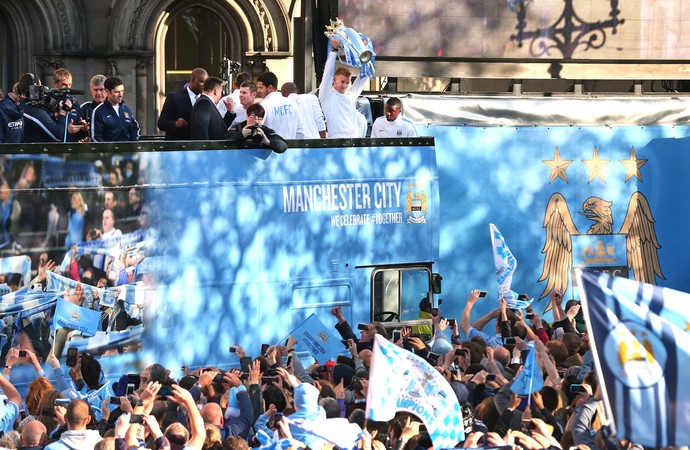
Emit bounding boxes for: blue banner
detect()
[367,335,464,448]
[509,345,543,396]
[289,314,343,364]
[576,269,690,448]
[53,298,100,336]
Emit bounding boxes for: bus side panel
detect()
[128,143,439,372]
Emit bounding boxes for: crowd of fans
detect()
[0,261,648,450]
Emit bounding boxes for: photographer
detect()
[17,73,69,143]
[224,103,288,153]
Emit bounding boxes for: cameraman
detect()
[17,73,69,143]
[224,103,287,153]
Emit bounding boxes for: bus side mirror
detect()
[432,273,442,294]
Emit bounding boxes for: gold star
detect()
[619,146,647,183]
[685,322,690,332]
[543,147,573,183]
[582,147,610,183]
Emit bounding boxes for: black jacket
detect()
[189,95,233,140]
[224,121,288,153]
[157,88,195,140]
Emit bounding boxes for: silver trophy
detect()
[325,18,376,77]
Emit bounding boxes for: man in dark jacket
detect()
[91,76,139,142]
[158,68,208,140]
[224,103,287,153]
[17,73,70,143]
[0,84,24,143]
[189,76,234,140]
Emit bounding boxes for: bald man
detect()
[200,376,253,441]
[44,399,103,449]
[158,68,209,140]
[20,419,47,449]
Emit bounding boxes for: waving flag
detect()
[53,298,100,336]
[509,344,543,396]
[576,269,690,448]
[490,223,531,309]
[367,335,464,447]
[289,314,344,363]
[0,286,60,316]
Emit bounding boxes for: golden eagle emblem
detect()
[539,192,664,299]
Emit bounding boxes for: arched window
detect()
[164,6,231,94]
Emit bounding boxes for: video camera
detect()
[247,124,263,143]
[29,85,84,113]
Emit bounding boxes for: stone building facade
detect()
[0,0,332,135]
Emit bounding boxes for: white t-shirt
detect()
[287,93,326,139]
[319,52,369,138]
[371,115,418,138]
[260,91,304,139]
[217,89,246,124]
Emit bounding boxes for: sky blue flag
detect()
[53,297,100,336]
[489,224,532,310]
[576,269,690,448]
[367,335,464,448]
[509,344,543,396]
[289,313,343,364]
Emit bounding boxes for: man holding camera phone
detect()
[460,290,512,348]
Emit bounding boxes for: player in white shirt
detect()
[319,37,372,139]
[370,97,418,138]
[257,72,304,139]
[217,72,251,125]
[280,82,326,139]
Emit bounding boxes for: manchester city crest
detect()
[406,183,427,224]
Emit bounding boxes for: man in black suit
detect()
[190,77,234,140]
[157,68,208,140]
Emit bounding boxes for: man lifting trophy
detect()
[319,18,376,139]
[324,18,376,79]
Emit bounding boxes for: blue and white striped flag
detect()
[46,271,104,308]
[367,335,464,447]
[489,223,532,310]
[576,269,690,448]
[68,324,144,355]
[0,285,60,317]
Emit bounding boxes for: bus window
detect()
[371,267,432,323]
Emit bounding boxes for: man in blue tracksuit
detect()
[91,76,140,142]
[0,85,24,143]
